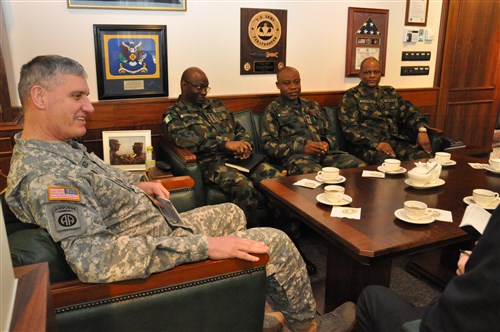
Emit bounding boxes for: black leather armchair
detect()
[6,176,269,332]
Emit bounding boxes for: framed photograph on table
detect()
[405,0,429,26]
[102,130,151,171]
[93,25,168,100]
[68,0,186,11]
[345,7,389,77]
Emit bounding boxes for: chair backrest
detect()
[323,106,348,151]
[233,109,263,154]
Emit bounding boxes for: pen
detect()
[459,249,471,257]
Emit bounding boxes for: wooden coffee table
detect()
[260,154,500,311]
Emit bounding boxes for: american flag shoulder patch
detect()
[48,186,81,202]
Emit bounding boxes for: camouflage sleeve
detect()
[396,94,429,131]
[261,103,296,160]
[162,106,222,154]
[231,113,253,147]
[339,93,380,149]
[24,173,208,283]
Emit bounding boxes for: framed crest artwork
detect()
[102,130,151,171]
[68,0,186,11]
[345,7,389,77]
[93,25,168,100]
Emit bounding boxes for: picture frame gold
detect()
[68,0,186,11]
[405,0,429,26]
[345,7,389,77]
[102,130,151,171]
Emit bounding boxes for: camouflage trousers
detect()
[181,203,317,329]
[353,140,431,165]
[285,152,366,176]
[203,161,295,231]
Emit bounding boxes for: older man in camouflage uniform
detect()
[339,57,432,165]
[5,55,342,331]
[162,67,287,229]
[262,67,365,176]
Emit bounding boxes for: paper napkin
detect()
[429,208,453,222]
[293,178,322,189]
[362,170,385,178]
[331,207,361,219]
[468,163,488,169]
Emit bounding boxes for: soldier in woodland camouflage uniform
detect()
[339,57,432,165]
[262,67,366,176]
[162,67,287,230]
[6,55,331,331]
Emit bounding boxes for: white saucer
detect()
[429,158,457,167]
[484,165,500,174]
[377,166,407,174]
[394,208,435,224]
[404,178,445,189]
[463,196,500,210]
[316,193,352,206]
[315,175,346,184]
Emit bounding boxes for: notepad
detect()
[225,153,266,173]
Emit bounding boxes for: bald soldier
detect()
[338,57,432,165]
[261,66,365,175]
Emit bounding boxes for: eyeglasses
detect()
[278,79,301,87]
[184,80,211,92]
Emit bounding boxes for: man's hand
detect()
[304,141,329,155]
[456,250,471,276]
[137,181,170,207]
[225,141,253,157]
[207,236,269,262]
[375,142,396,157]
[416,132,432,154]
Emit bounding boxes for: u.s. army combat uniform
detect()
[261,96,365,175]
[6,133,316,329]
[162,98,285,228]
[339,82,431,165]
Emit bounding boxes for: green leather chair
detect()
[6,176,268,332]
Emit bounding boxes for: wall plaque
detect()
[345,7,389,77]
[240,8,287,75]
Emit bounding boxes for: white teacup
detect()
[404,200,431,220]
[318,167,339,181]
[324,185,345,203]
[382,159,401,171]
[435,152,451,165]
[489,158,500,170]
[472,189,499,207]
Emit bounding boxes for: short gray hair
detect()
[18,55,87,106]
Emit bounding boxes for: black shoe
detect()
[296,244,317,275]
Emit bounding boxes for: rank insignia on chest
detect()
[207,113,220,124]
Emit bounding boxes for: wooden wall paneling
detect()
[437,0,500,152]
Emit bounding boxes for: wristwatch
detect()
[418,127,427,133]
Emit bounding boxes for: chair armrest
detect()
[400,319,421,331]
[51,253,269,308]
[427,127,444,136]
[160,134,197,166]
[150,175,195,192]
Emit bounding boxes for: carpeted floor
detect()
[298,225,442,313]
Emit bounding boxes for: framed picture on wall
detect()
[102,130,151,171]
[345,7,389,77]
[68,0,186,11]
[93,25,168,100]
[405,0,429,26]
